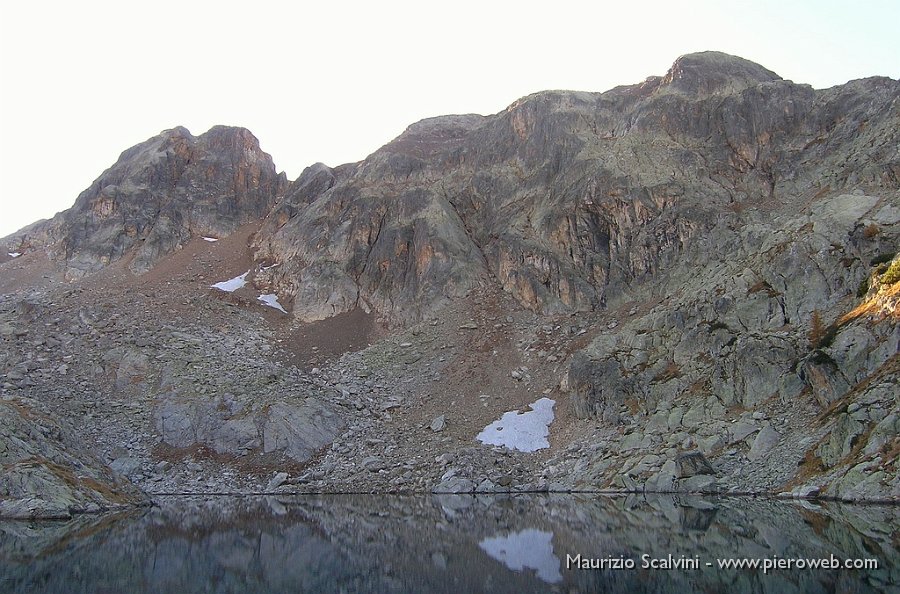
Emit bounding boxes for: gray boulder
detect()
[748,426,781,462]
[154,393,344,465]
[675,452,716,478]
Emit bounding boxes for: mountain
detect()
[4,125,286,278]
[1,51,898,516]
[255,51,898,323]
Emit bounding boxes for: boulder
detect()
[265,472,289,491]
[154,393,344,464]
[430,415,446,432]
[677,475,718,493]
[747,425,782,462]
[675,452,716,478]
[432,477,475,494]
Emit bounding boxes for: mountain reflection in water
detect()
[1,494,897,593]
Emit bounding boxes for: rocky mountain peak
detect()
[377,114,487,161]
[6,125,287,278]
[199,125,269,157]
[658,50,783,96]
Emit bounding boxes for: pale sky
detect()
[1,0,898,238]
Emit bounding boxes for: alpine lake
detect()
[1,493,897,593]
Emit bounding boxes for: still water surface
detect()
[1,494,897,593]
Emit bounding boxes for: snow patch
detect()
[257,293,287,313]
[211,271,250,292]
[202,236,219,242]
[479,529,562,583]
[7,252,21,258]
[476,397,554,452]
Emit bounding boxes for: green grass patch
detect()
[881,258,900,285]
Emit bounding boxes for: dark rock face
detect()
[7,126,286,278]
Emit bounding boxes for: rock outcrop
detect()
[253,115,493,323]
[154,390,344,465]
[0,397,146,518]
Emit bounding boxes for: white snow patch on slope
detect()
[7,252,21,258]
[479,529,562,583]
[476,397,554,452]
[211,271,250,292]
[257,293,287,313]
[202,236,219,242]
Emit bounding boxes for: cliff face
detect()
[6,52,896,322]
[6,126,286,278]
